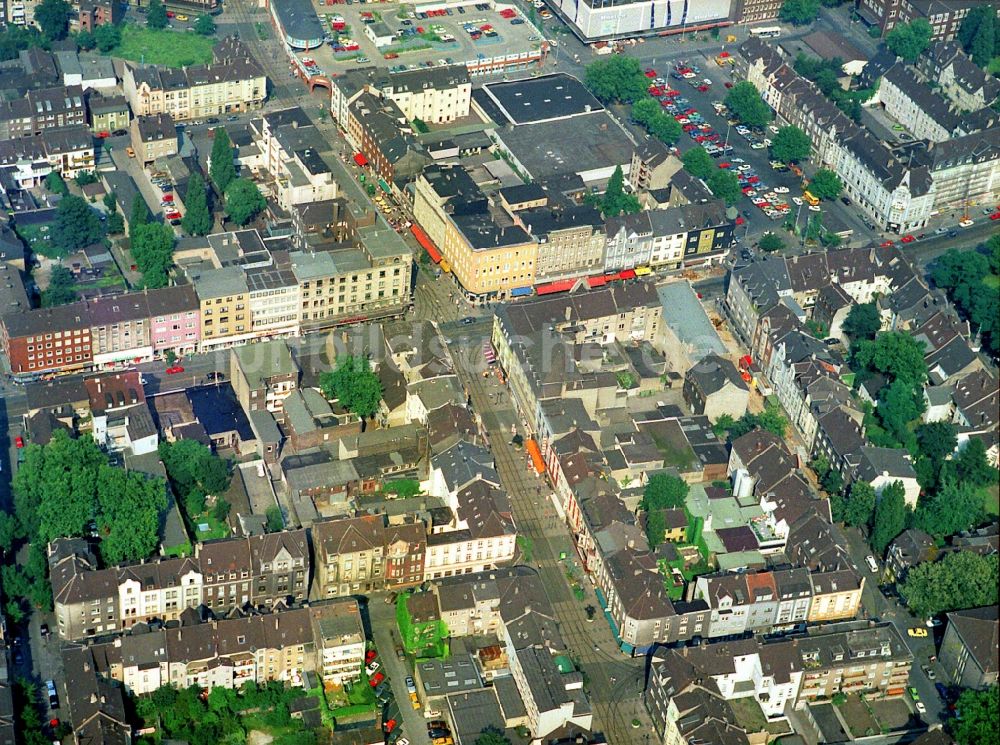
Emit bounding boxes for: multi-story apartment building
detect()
[0,125,95,187]
[248,107,339,211]
[927,128,1000,213]
[370,65,472,125]
[413,165,538,303]
[245,265,301,340]
[191,266,252,351]
[857,0,986,40]
[50,532,310,640]
[1,304,93,378]
[310,599,366,686]
[0,84,85,138]
[939,606,999,690]
[149,284,201,356]
[96,608,315,695]
[229,339,300,419]
[346,93,428,186]
[917,42,1000,112]
[312,515,389,598]
[122,39,266,122]
[131,113,178,165]
[87,93,130,135]
[797,622,913,700]
[514,205,606,283]
[289,239,411,332]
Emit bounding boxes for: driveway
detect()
[368,598,431,744]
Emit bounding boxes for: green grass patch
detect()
[983,274,1000,290]
[980,483,999,516]
[255,22,270,40]
[517,535,533,563]
[988,57,1000,75]
[16,223,60,258]
[383,41,432,55]
[95,273,126,288]
[190,510,229,541]
[162,540,193,558]
[109,24,214,67]
[345,679,375,706]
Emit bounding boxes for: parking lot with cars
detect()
[296,2,546,80]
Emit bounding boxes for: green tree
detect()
[682,147,714,180]
[475,726,513,745]
[853,331,928,385]
[210,127,237,192]
[878,377,925,446]
[147,0,168,29]
[596,165,640,217]
[870,480,909,555]
[886,18,934,62]
[93,22,120,53]
[631,97,661,127]
[915,477,984,540]
[224,178,266,226]
[73,170,97,187]
[319,355,384,419]
[647,110,682,145]
[107,211,125,235]
[44,171,68,196]
[725,81,772,128]
[707,169,742,206]
[584,55,649,103]
[843,301,880,341]
[41,266,78,307]
[758,232,785,252]
[265,505,284,532]
[130,222,175,289]
[181,172,212,236]
[642,473,689,510]
[807,168,843,200]
[958,4,994,50]
[969,9,996,66]
[949,687,999,745]
[0,511,18,555]
[833,481,876,529]
[130,193,150,230]
[915,421,957,474]
[779,0,820,25]
[52,194,104,253]
[96,464,167,564]
[899,550,998,619]
[34,0,71,41]
[159,440,231,518]
[194,14,216,36]
[770,125,812,164]
[75,29,96,50]
[645,509,665,548]
[946,438,998,488]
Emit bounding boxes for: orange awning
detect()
[410,224,442,263]
[526,439,545,474]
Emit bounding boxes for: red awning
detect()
[619,269,637,280]
[353,152,368,167]
[526,439,545,474]
[536,279,575,296]
[410,224,442,263]
[587,275,608,288]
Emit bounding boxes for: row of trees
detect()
[585,56,682,148]
[898,550,998,619]
[712,402,789,441]
[931,240,1000,357]
[678,149,742,205]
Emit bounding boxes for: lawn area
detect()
[109,24,214,67]
[190,510,230,541]
[728,697,788,735]
[980,482,999,516]
[16,223,60,258]
[988,56,1000,75]
[345,678,376,707]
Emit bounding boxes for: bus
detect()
[750,26,782,38]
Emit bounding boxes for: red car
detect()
[718,162,731,169]
[990,211,1000,220]
[880,240,894,247]
[365,650,377,664]
[166,212,181,220]
[162,194,174,203]
[724,81,734,88]
[682,124,697,132]
[648,86,662,96]
[49,719,59,729]
[15,436,24,448]
[697,85,709,92]
[901,234,915,243]
[369,672,385,687]
[166,366,185,375]
[644,69,657,78]
[166,10,174,17]
[735,216,745,226]
[96,131,110,139]
[384,719,397,733]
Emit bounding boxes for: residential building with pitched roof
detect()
[939,606,999,690]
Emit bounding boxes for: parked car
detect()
[369,672,385,687]
[365,661,381,676]
[166,366,185,375]
[908,627,928,638]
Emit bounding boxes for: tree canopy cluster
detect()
[10,431,167,580]
[851,332,928,450]
[681,147,714,181]
[631,97,682,146]
[41,266,78,307]
[210,128,238,193]
[949,687,999,745]
[724,82,773,128]
[130,222,175,289]
[707,169,742,206]
[886,18,934,61]
[224,178,267,226]
[159,439,231,518]
[319,355,384,419]
[52,195,105,255]
[792,54,877,122]
[770,125,811,164]
[807,169,844,200]
[779,0,820,26]
[182,172,212,236]
[957,5,1000,68]
[591,165,640,218]
[712,403,788,441]
[932,244,1000,357]
[147,0,169,30]
[843,301,880,342]
[584,55,650,104]
[759,233,785,253]
[134,681,321,745]
[34,0,71,41]
[899,550,998,619]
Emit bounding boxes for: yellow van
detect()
[803,191,820,207]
